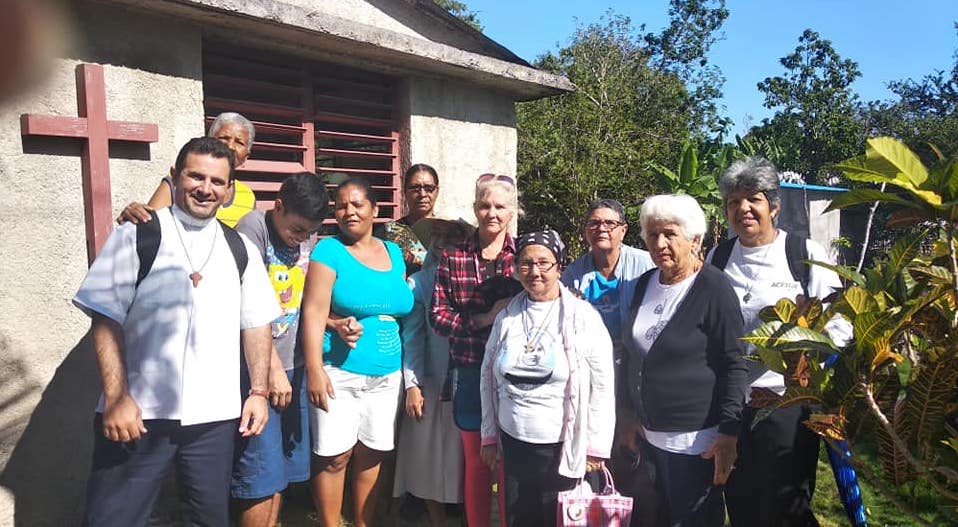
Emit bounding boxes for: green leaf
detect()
[852,312,892,350]
[823,189,921,213]
[807,260,865,287]
[754,344,788,374]
[742,323,838,354]
[773,298,797,322]
[903,356,958,456]
[887,228,930,275]
[908,265,952,286]
[842,286,879,315]
[833,157,897,184]
[678,142,698,184]
[867,137,929,188]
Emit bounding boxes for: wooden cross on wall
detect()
[20,63,158,263]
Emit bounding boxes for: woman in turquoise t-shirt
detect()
[301,178,413,527]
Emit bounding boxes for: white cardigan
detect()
[480,285,615,478]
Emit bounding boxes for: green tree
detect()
[644,0,731,137]
[751,29,866,183]
[517,14,693,255]
[434,0,482,31]
[867,23,958,163]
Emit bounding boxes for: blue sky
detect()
[466,0,958,135]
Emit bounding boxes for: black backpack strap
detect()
[710,236,738,270]
[219,221,249,282]
[135,210,161,289]
[785,232,810,297]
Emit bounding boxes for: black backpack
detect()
[135,210,248,288]
[710,232,810,297]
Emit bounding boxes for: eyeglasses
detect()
[476,173,516,187]
[517,260,558,273]
[586,219,626,231]
[406,184,438,194]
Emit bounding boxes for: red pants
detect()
[460,430,506,526]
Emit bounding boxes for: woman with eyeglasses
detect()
[379,163,440,275]
[619,194,747,527]
[479,230,615,527]
[431,173,518,527]
[561,198,656,524]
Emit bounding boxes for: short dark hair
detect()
[278,172,330,222]
[404,163,439,187]
[174,137,235,182]
[336,178,377,207]
[584,198,627,225]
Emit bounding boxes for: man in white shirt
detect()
[73,137,280,526]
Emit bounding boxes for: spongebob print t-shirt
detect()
[311,237,414,376]
[236,210,312,370]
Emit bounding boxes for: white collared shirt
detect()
[73,206,280,425]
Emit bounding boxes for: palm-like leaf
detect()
[903,351,958,459]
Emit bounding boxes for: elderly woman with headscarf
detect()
[479,230,615,527]
[619,194,747,527]
[709,157,849,527]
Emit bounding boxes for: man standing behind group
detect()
[232,172,329,526]
[73,137,280,526]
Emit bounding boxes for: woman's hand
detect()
[405,386,424,421]
[306,365,335,412]
[329,315,363,349]
[585,456,605,473]
[701,433,738,485]
[480,444,499,470]
[616,408,645,454]
[115,202,154,224]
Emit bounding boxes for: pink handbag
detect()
[556,467,634,526]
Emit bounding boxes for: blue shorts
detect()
[231,367,310,500]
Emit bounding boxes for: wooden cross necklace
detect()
[169,209,217,287]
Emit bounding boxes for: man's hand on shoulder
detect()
[102,392,147,442]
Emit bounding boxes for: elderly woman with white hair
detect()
[115,111,257,227]
[710,157,849,527]
[618,194,747,527]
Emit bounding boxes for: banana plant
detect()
[744,138,958,525]
[650,141,729,248]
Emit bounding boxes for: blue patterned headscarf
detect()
[516,229,566,263]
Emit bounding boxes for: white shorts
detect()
[309,366,402,456]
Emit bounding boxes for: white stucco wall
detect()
[403,76,518,224]
[0,3,204,524]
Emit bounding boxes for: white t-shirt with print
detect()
[494,297,570,444]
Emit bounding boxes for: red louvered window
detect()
[202,43,401,232]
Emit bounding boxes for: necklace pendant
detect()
[190,271,203,288]
[524,342,535,353]
[743,292,751,303]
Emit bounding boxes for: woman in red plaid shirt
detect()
[431,173,519,527]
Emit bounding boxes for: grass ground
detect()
[812,441,955,526]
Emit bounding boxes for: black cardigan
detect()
[622,264,747,436]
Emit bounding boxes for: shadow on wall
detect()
[0,331,100,526]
